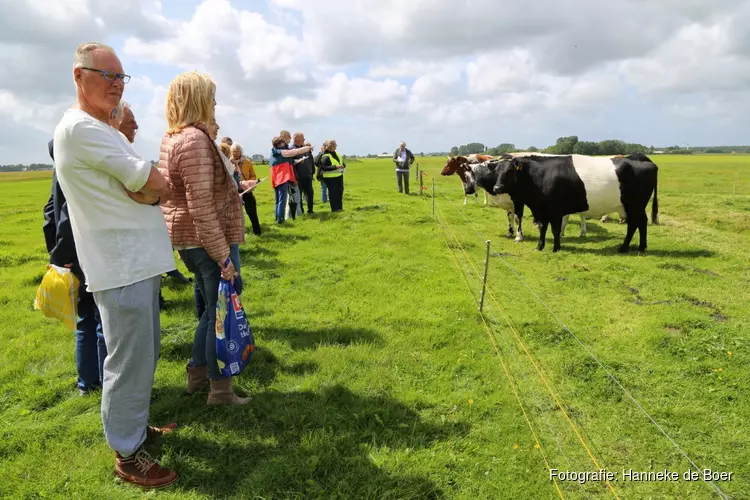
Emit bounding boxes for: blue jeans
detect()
[180,247,224,380]
[320,181,328,203]
[76,285,107,392]
[191,243,242,325]
[275,182,290,224]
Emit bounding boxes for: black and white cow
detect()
[462,154,492,206]
[442,153,593,242]
[491,153,659,253]
[442,155,525,241]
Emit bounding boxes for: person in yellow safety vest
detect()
[316,139,346,212]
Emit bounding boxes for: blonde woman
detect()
[230,143,262,235]
[189,118,246,320]
[158,71,249,406]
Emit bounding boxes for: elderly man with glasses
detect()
[393,141,415,194]
[52,42,178,489]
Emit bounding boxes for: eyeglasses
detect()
[81,67,131,84]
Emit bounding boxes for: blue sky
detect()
[2,0,750,164]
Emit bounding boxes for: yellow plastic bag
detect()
[34,265,80,331]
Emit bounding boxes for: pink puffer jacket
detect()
[158,123,245,263]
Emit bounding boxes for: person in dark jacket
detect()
[393,141,415,194]
[292,132,316,214]
[45,139,107,396]
[317,139,346,212]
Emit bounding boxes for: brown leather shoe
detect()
[145,422,177,445]
[186,364,209,394]
[115,447,178,489]
[207,377,250,405]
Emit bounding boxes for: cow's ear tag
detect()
[515,165,521,171]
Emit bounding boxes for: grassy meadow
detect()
[0,154,748,499]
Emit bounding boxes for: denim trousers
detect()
[76,284,107,392]
[274,182,290,223]
[179,247,225,380]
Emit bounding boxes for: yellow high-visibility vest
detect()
[322,153,344,178]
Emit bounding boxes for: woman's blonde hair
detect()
[165,71,216,134]
[219,143,231,158]
[230,143,243,155]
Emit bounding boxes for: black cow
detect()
[491,153,659,253]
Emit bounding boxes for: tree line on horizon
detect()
[3,138,750,171]
[448,136,750,157]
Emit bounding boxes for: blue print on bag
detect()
[215,277,255,377]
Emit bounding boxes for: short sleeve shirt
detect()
[53,109,175,292]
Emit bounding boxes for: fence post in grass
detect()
[479,240,491,313]
[432,177,435,215]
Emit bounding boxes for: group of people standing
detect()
[268,132,347,224]
[41,36,418,491]
[41,40,356,490]
[202,129,347,228]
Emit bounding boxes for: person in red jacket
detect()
[269,136,311,224]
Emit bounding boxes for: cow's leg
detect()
[600,214,610,223]
[561,215,568,237]
[550,216,564,252]
[618,205,638,253]
[514,213,524,242]
[463,193,468,206]
[505,211,514,238]
[537,220,549,251]
[580,216,587,237]
[483,191,488,206]
[637,209,648,252]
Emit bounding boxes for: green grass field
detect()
[0,154,748,499]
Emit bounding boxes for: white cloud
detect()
[3,0,750,164]
[273,73,408,120]
[620,21,750,95]
[0,90,65,132]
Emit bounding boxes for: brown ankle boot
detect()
[186,364,209,394]
[207,377,250,405]
[115,447,178,489]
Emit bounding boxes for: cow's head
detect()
[492,158,522,195]
[441,156,469,176]
[465,160,504,195]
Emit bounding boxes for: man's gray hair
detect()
[111,100,131,121]
[74,42,116,69]
[399,141,406,147]
[230,142,243,154]
[293,132,304,139]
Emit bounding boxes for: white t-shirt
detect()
[53,109,175,293]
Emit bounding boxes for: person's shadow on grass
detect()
[151,383,464,499]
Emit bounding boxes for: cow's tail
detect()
[651,168,659,225]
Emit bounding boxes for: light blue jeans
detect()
[320,181,328,203]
